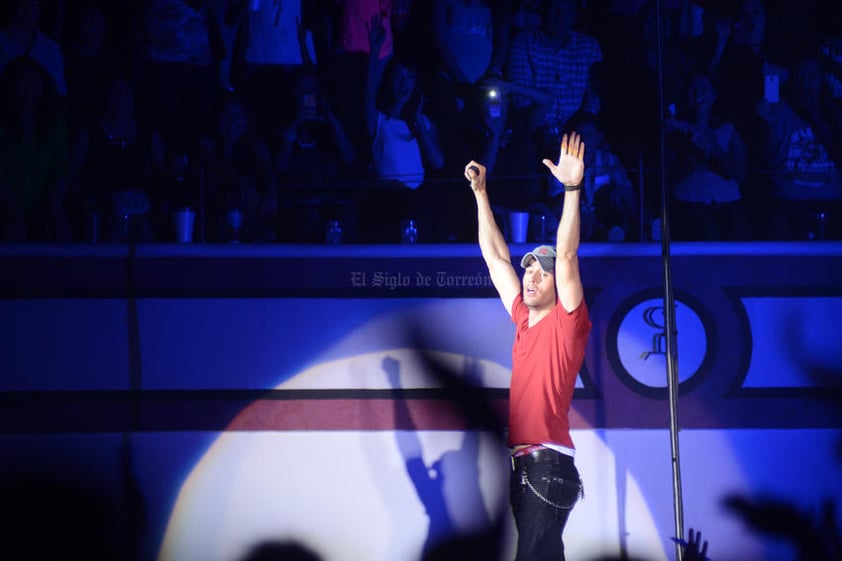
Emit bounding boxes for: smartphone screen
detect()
[764,74,780,103]
[487,87,502,118]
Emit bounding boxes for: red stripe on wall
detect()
[228,398,512,431]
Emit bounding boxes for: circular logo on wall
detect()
[607,291,714,397]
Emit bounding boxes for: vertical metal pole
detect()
[654,0,685,557]
[638,153,646,242]
[124,243,146,559]
[199,157,206,243]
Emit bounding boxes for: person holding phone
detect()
[465,131,591,561]
[664,72,750,241]
[275,69,356,187]
[274,69,357,242]
[754,55,842,240]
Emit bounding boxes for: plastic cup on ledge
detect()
[509,211,529,243]
[173,208,196,243]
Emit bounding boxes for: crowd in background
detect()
[0,0,841,244]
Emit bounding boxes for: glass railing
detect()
[7,160,832,245]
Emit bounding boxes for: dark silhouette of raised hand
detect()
[683,528,709,561]
[724,493,842,561]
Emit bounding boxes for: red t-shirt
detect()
[339,0,393,58]
[507,294,591,449]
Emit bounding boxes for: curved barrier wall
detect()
[1,242,841,561]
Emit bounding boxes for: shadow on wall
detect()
[401,323,842,561]
[383,352,505,558]
[0,333,838,561]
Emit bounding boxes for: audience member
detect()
[708,0,793,111]
[503,0,542,41]
[460,79,509,177]
[705,0,792,237]
[388,0,414,46]
[504,0,603,157]
[366,15,442,190]
[68,75,166,243]
[196,92,279,243]
[588,526,710,561]
[1,0,839,244]
[333,0,394,62]
[680,527,710,561]
[559,112,638,242]
[202,0,246,94]
[0,0,67,97]
[820,38,842,101]
[234,0,318,70]
[139,0,223,149]
[325,0,395,178]
[664,72,750,241]
[426,78,511,242]
[479,0,602,242]
[464,75,556,243]
[789,55,842,169]
[754,55,842,240]
[363,13,445,242]
[275,69,357,186]
[0,55,69,242]
[420,528,502,561]
[275,68,358,242]
[62,3,124,140]
[227,0,322,137]
[724,493,842,561]
[421,0,523,238]
[598,1,695,201]
[816,2,842,101]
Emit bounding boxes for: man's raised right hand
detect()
[464,160,487,193]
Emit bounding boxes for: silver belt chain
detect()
[521,468,582,510]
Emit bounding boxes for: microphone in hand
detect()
[465,162,484,189]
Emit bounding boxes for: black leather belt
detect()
[510,447,573,471]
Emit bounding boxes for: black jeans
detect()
[510,448,583,561]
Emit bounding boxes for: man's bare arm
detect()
[465,161,521,316]
[542,133,585,313]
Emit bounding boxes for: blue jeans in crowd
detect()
[509,447,583,561]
